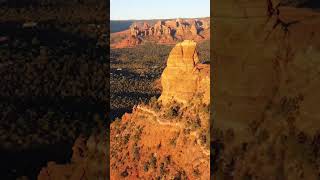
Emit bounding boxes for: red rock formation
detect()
[38,133,107,180]
[159,40,210,105]
[110,40,210,179]
[113,36,142,48]
[165,20,178,28]
[111,18,210,48]
[190,23,198,36]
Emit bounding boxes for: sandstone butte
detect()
[110,40,210,179]
[159,40,210,105]
[212,0,320,179]
[110,18,210,49]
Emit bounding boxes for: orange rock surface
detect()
[110,40,210,179]
[159,40,210,105]
[111,18,210,48]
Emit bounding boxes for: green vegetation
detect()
[174,170,187,180]
[0,1,107,24]
[133,126,143,142]
[160,162,166,176]
[149,96,162,112]
[150,153,157,169]
[120,169,129,177]
[0,2,107,179]
[123,134,130,144]
[199,103,210,114]
[200,129,210,148]
[197,40,210,63]
[164,155,171,165]
[110,43,171,118]
[144,162,150,172]
[132,143,140,161]
[164,100,182,119]
[110,40,210,120]
[169,132,180,147]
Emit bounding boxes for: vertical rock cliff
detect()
[213,0,320,179]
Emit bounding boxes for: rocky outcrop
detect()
[112,18,210,48]
[190,23,198,36]
[159,40,210,105]
[213,0,320,179]
[110,40,210,179]
[37,132,107,180]
[113,36,142,48]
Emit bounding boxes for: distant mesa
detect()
[113,35,142,48]
[111,18,210,48]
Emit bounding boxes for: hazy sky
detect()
[110,0,210,20]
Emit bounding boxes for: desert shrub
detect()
[123,134,130,144]
[174,170,187,180]
[132,144,140,161]
[169,132,180,147]
[120,169,129,177]
[110,43,171,115]
[166,107,178,118]
[170,138,177,147]
[133,126,143,142]
[150,153,157,169]
[165,102,181,118]
[183,128,191,135]
[199,103,210,114]
[149,96,161,111]
[160,162,165,175]
[144,162,150,172]
[164,155,171,165]
[149,96,157,106]
[197,40,210,63]
[193,168,201,177]
[191,116,201,130]
[200,130,208,146]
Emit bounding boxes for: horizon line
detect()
[110,16,210,21]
